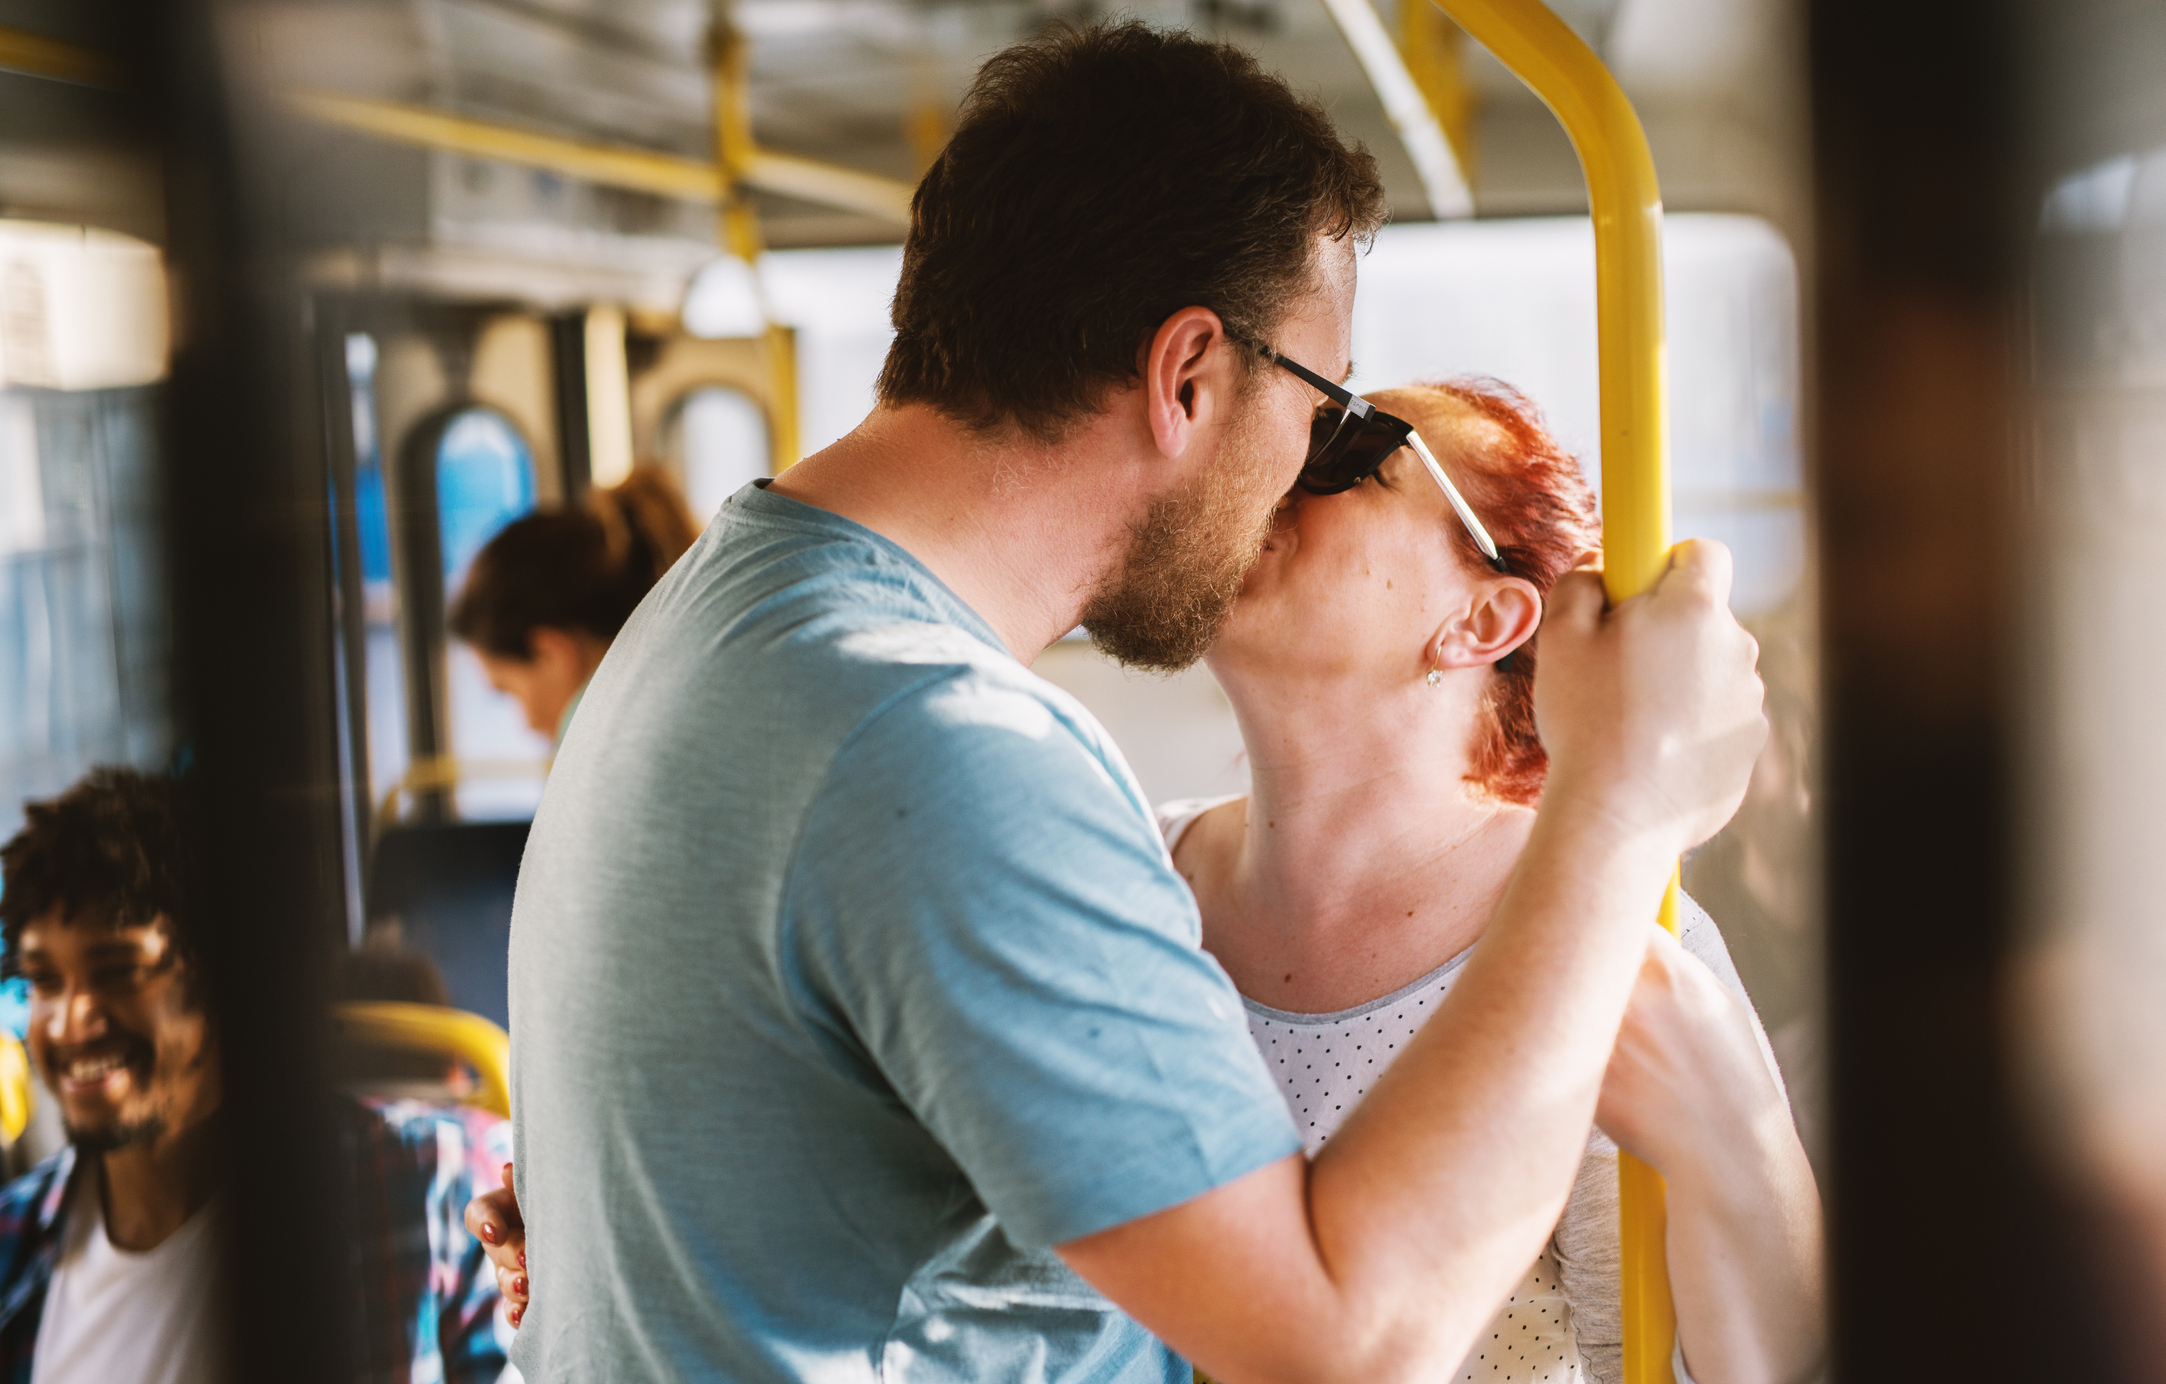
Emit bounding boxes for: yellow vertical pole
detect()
[711,13,802,473]
[1423,2,1677,1381]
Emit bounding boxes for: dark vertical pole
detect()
[138,0,356,1376]
[318,300,374,935]
[394,415,451,823]
[1810,0,2119,1378]
[552,309,593,500]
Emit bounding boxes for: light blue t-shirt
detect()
[507,483,1301,1384]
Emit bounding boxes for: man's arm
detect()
[1059,542,1767,1384]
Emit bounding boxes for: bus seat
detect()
[332,1001,510,1118]
[365,818,528,1029]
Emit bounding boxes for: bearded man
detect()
[483,21,1766,1384]
[0,768,512,1383]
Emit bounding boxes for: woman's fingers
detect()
[466,1182,525,1245]
[467,1165,528,1320]
[1599,928,1786,1173]
[472,1162,531,1326]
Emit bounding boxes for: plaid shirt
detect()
[0,1095,512,1384]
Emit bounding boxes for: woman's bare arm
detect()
[1598,928,1825,1384]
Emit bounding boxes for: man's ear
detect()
[1432,578,1543,669]
[1142,307,1236,461]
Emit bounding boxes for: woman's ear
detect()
[1431,578,1543,670]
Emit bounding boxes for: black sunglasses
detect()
[1244,340,1507,573]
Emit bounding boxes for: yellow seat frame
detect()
[333,1001,512,1119]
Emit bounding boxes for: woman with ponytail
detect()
[449,465,702,745]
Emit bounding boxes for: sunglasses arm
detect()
[1260,346,1375,422]
[1406,432,1507,571]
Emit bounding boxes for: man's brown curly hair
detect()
[0,768,193,976]
[878,20,1388,442]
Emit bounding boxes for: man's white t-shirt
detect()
[29,1170,226,1384]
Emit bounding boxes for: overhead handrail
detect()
[1423,2,1678,1381]
[284,89,915,227]
[333,1001,512,1118]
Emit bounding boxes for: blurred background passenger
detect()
[0,769,512,1383]
[448,465,702,746]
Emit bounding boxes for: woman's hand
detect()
[465,1161,529,1327]
[1598,929,1825,1384]
[1596,927,1788,1175]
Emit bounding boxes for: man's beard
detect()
[67,1113,168,1154]
[49,1033,177,1153]
[1081,414,1280,672]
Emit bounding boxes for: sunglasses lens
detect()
[1297,410,1410,494]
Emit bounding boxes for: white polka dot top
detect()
[1161,798,1772,1384]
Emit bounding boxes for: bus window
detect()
[664,385,769,522]
[436,409,536,586]
[435,407,547,818]
[0,221,172,842]
[0,388,171,842]
[344,334,409,813]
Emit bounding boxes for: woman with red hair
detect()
[1169,380,1823,1384]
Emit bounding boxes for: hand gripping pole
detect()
[1420,2,1678,1379]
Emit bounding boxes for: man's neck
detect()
[766,403,1150,661]
[97,1117,219,1252]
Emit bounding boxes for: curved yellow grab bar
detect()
[1425,3,1678,1380]
[334,1001,512,1119]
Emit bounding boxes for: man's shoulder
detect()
[580,504,1020,750]
[824,646,1138,817]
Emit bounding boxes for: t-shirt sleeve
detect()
[781,670,1302,1250]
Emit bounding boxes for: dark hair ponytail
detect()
[448,464,702,660]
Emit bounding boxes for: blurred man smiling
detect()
[1,768,225,1384]
[0,768,513,1384]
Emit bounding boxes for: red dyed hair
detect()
[1367,380,1603,806]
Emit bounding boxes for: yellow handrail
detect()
[712,19,804,470]
[376,756,551,828]
[333,1001,512,1118]
[0,1033,32,1144]
[1424,3,1678,1381]
[284,90,915,226]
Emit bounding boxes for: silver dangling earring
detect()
[1426,668,1443,688]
